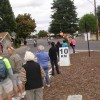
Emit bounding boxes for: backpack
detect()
[0,58,8,82]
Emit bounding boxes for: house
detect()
[0,32,12,49]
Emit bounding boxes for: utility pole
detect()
[85,21,91,57]
[94,0,99,40]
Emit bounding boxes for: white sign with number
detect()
[59,47,70,66]
[84,32,90,41]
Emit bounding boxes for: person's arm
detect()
[47,53,50,61]
[48,49,50,57]
[48,56,50,61]
[21,67,26,85]
[1,44,3,49]
[4,58,15,86]
[9,57,15,71]
[40,66,45,79]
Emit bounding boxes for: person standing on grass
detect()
[21,51,45,100]
[70,36,76,53]
[7,47,25,100]
[0,51,14,100]
[49,42,60,76]
[35,45,50,87]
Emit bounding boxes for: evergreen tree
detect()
[49,0,78,35]
[0,0,16,33]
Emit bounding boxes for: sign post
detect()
[59,47,70,66]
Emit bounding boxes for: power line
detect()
[87,0,94,6]
[87,0,100,6]
[96,1,100,5]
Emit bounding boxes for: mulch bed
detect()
[43,52,100,100]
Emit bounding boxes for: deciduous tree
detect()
[16,13,36,38]
[79,14,96,33]
[38,30,48,37]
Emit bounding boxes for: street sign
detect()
[84,32,90,41]
[59,47,70,66]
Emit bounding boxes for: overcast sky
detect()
[9,0,100,32]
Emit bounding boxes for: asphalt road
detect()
[15,36,100,59]
[27,37,100,52]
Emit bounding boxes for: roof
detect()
[0,32,11,42]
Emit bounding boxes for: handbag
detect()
[70,43,73,46]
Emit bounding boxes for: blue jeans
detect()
[50,60,60,75]
[43,67,50,85]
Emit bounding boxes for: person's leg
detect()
[0,86,3,100]
[35,88,43,100]
[44,69,50,85]
[13,86,19,96]
[73,45,75,53]
[3,79,13,100]
[50,60,55,75]
[0,94,3,100]
[2,48,3,53]
[13,74,19,96]
[18,84,23,92]
[6,93,12,100]
[54,60,60,74]
[72,45,75,53]
[26,90,35,100]
[17,74,26,98]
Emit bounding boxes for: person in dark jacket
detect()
[21,51,45,100]
[55,41,62,57]
[49,42,60,76]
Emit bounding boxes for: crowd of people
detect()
[0,35,76,100]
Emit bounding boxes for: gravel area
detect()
[43,52,100,100]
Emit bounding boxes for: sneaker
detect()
[19,91,26,99]
[12,97,21,100]
[21,91,26,98]
[12,98,16,100]
[57,72,60,74]
[49,73,54,76]
[46,84,50,87]
[22,91,26,96]
[20,95,25,99]
[42,87,44,89]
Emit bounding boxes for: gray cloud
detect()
[9,0,53,32]
[10,0,47,8]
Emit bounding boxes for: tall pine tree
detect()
[0,0,16,33]
[49,0,78,34]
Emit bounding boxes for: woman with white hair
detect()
[21,51,45,100]
[35,45,50,87]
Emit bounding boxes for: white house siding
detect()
[2,36,12,49]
